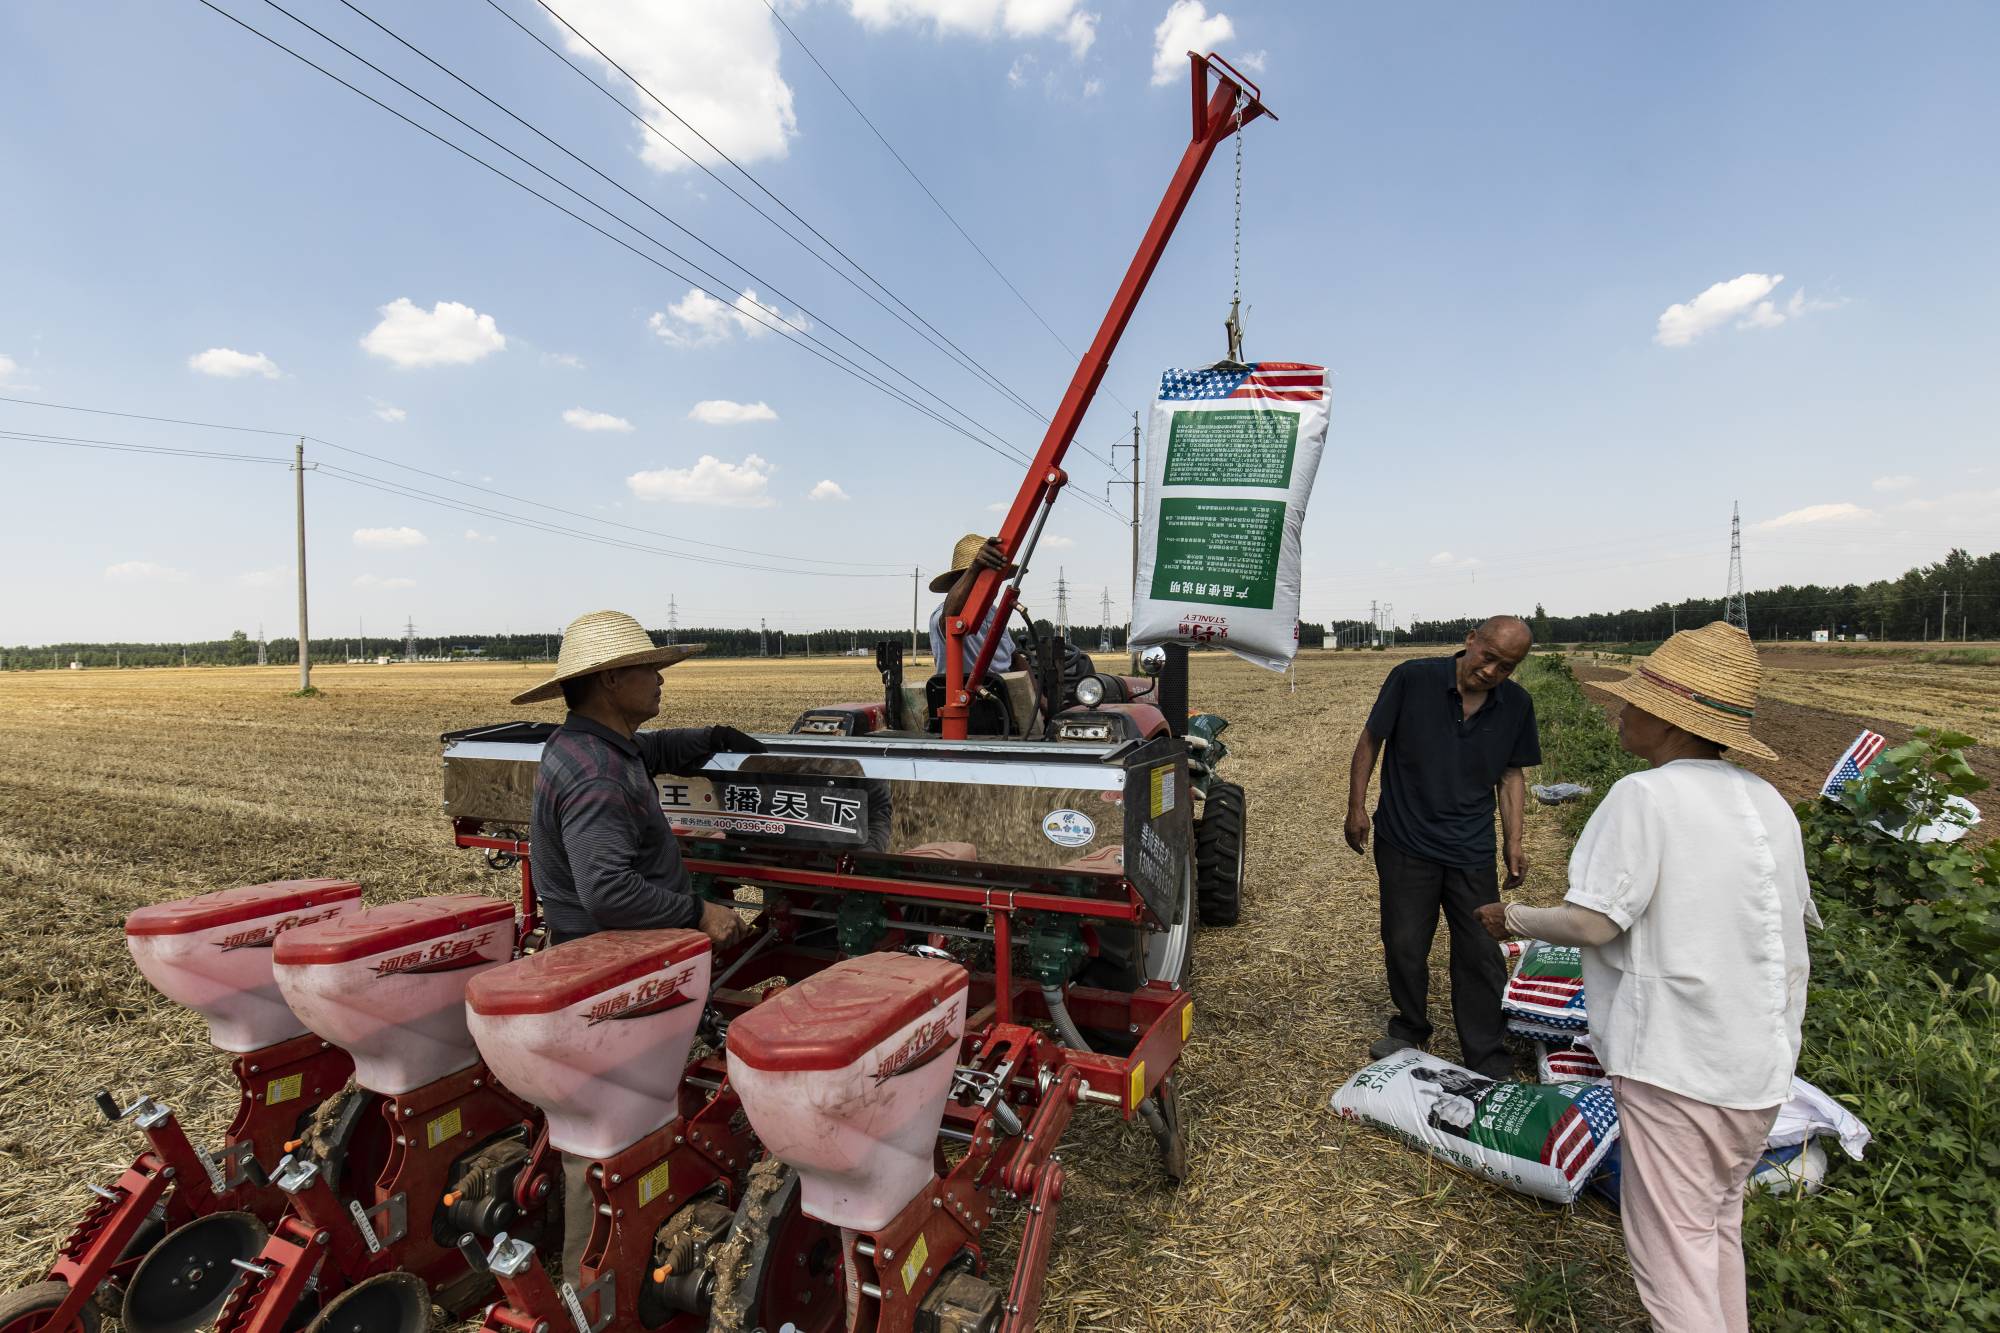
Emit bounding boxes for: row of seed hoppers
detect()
[10,686,1238,1333]
[2,51,1272,1333]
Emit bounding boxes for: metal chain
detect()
[1232,95,1245,310]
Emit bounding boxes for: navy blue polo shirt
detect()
[1365,653,1541,867]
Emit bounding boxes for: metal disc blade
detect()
[121,1211,266,1333]
[303,1272,430,1333]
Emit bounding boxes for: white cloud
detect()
[370,400,407,423]
[808,479,850,502]
[689,399,778,425]
[546,0,795,173]
[234,568,284,588]
[541,351,586,369]
[627,453,778,507]
[1754,502,1872,531]
[1654,273,1782,347]
[1062,10,1097,56]
[105,560,189,584]
[1429,551,1456,566]
[188,347,281,379]
[353,574,417,590]
[1082,76,1102,97]
[352,526,429,549]
[851,1,1100,56]
[360,298,506,368]
[1872,474,1917,492]
[648,287,809,348]
[1652,275,1845,348]
[0,353,23,385]
[1152,1,1235,85]
[985,501,1009,513]
[1007,54,1034,88]
[1044,534,1076,549]
[563,407,635,432]
[464,529,498,543]
[1235,48,1266,73]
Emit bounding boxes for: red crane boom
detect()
[939,52,1273,739]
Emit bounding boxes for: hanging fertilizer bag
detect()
[1329,1048,1619,1204]
[1130,363,1329,671]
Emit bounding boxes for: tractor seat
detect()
[126,879,362,1053]
[725,954,969,1230]
[466,929,712,1159]
[274,896,515,1095]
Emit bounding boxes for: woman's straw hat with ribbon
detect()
[928,533,1017,593]
[510,610,704,706]
[1596,621,1778,760]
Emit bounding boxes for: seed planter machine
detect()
[0,51,1269,1333]
[438,53,1273,1333]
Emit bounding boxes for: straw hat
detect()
[928,533,1017,593]
[1596,621,1778,760]
[509,610,704,706]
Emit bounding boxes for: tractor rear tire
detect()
[1195,782,1246,927]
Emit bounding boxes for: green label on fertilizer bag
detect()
[1163,410,1298,488]
[1148,497,1285,609]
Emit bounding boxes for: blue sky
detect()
[3,0,1997,644]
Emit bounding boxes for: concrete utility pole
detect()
[1125,411,1142,666]
[911,566,920,655]
[295,439,311,691]
[1941,588,1950,640]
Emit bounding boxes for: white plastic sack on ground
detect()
[1749,1139,1829,1196]
[1537,1036,1606,1084]
[1130,362,1329,671]
[1503,940,1589,1039]
[1769,1076,1871,1161]
[1329,1048,1619,1204]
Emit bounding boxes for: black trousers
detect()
[1374,837,1511,1079]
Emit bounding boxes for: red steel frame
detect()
[940,52,1272,740]
[442,51,1263,1332]
[30,1033,352,1331]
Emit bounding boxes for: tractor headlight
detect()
[1074,674,1105,707]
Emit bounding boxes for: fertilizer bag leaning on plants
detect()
[1329,1048,1620,1204]
[1130,362,1328,671]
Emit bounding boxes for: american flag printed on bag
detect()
[1503,941,1590,1035]
[1541,1085,1622,1183]
[1538,1040,1607,1084]
[1821,730,1888,798]
[1157,362,1329,402]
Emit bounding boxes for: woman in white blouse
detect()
[1478,623,1816,1333]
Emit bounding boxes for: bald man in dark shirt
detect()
[1345,616,1539,1080]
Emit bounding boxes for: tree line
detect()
[4,620,1343,669]
[1396,548,1999,646]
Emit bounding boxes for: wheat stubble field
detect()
[0,654,1643,1331]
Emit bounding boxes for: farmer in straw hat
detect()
[514,609,768,1287]
[1478,622,1816,1333]
[929,534,1028,677]
[513,609,766,950]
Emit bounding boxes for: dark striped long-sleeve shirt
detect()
[529,713,718,942]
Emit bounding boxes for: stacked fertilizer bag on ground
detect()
[1328,1048,1620,1204]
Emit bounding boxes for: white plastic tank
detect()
[125,879,362,1052]
[466,929,711,1160]
[727,953,968,1231]
[274,895,515,1095]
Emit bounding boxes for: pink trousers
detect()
[1612,1077,1781,1333]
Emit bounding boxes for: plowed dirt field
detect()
[1,654,1645,1331]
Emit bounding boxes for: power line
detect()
[0,428,289,465]
[196,1,1121,523]
[317,0,1075,484]
[757,0,1131,427]
[0,394,913,569]
[510,0,1051,428]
